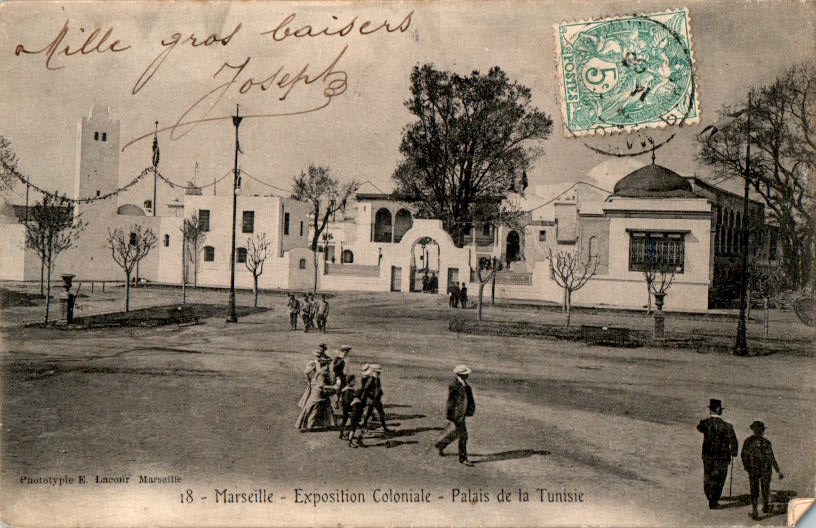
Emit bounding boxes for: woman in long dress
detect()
[296,363,336,431]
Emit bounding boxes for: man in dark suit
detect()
[697,399,739,509]
[741,420,783,519]
[435,364,475,466]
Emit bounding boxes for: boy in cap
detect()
[697,399,739,509]
[741,420,783,519]
[331,345,351,409]
[336,374,358,440]
[435,364,476,466]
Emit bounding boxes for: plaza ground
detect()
[0,285,814,526]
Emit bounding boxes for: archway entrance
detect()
[410,237,440,292]
[506,230,521,264]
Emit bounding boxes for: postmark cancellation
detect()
[554,8,699,136]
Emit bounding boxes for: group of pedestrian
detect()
[449,282,469,308]
[697,398,784,519]
[287,293,329,333]
[295,344,390,448]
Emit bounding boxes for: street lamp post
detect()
[734,93,752,356]
[227,104,242,323]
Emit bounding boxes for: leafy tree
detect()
[546,246,597,327]
[181,213,207,287]
[698,63,815,289]
[393,64,552,246]
[291,164,360,292]
[24,194,86,324]
[106,225,157,312]
[0,135,20,194]
[245,233,271,308]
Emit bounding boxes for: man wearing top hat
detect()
[697,398,739,509]
[741,420,783,519]
[435,364,476,466]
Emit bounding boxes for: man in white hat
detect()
[362,364,389,435]
[435,364,475,466]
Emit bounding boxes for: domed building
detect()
[612,164,695,198]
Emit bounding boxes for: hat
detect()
[708,399,723,412]
[340,345,352,352]
[361,363,371,373]
[750,420,766,432]
[454,364,472,376]
[369,364,382,373]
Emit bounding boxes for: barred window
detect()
[236,247,247,264]
[203,246,215,262]
[629,231,685,273]
[199,210,210,232]
[242,211,254,233]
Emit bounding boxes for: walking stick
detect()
[729,456,734,499]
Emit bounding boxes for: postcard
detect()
[1,1,814,526]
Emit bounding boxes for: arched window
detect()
[236,247,247,263]
[94,131,99,141]
[203,246,215,262]
[299,258,307,269]
[393,209,413,243]
[373,208,393,242]
[102,132,107,142]
[163,234,170,247]
[588,236,597,259]
[342,249,354,263]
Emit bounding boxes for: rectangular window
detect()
[204,246,215,262]
[199,210,210,232]
[300,221,304,237]
[242,211,254,233]
[539,230,547,242]
[236,247,247,263]
[482,224,491,236]
[628,231,685,273]
[102,132,107,142]
[284,212,290,235]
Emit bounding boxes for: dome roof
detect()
[613,164,694,198]
[117,204,146,216]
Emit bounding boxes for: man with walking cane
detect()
[697,399,739,510]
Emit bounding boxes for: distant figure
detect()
[287,293,300,330]
[459,283,468,308]
[430,272,438,293]
[337,374,358,440]
[298,344,328,409]
[741,420,783,519]
[697,399,739,509]
[450,283,460,308]
[422,272,430,293]
[435,364,475,466]
[302,294,315,333]
[316,295,330,333]
[296,352,335,431]
[362,364,389,434]
[331,345,351,408]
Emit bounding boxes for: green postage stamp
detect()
[554,9,699,136]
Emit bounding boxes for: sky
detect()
[1,0,814,208]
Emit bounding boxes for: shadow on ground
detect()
[471,449,551,464]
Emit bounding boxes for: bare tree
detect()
[748,261,779,338]
[245,232,271,308]
[647,259,676,310]
[291,165,360,292]
[546,246,597,327]
[642,254,672,315]
[106,225,157,312]
[476,256,498,322]
[698,63,815,289]
[181,213,207,287]
[24,194,86,324]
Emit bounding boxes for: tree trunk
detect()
[44,258,52,324]
[313,251,319,294]
[253,274,259,308]
[40,257,45,297]
[763,296,769,338]
[562,287,568,313]
[182,241,187,306]
[646,283,652,315]
[125,271,131,312]
[477,280,487,322]
[746,289,752,320]
[565,290,572,327]
[193,245,198,287]
[491,272,496,305]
